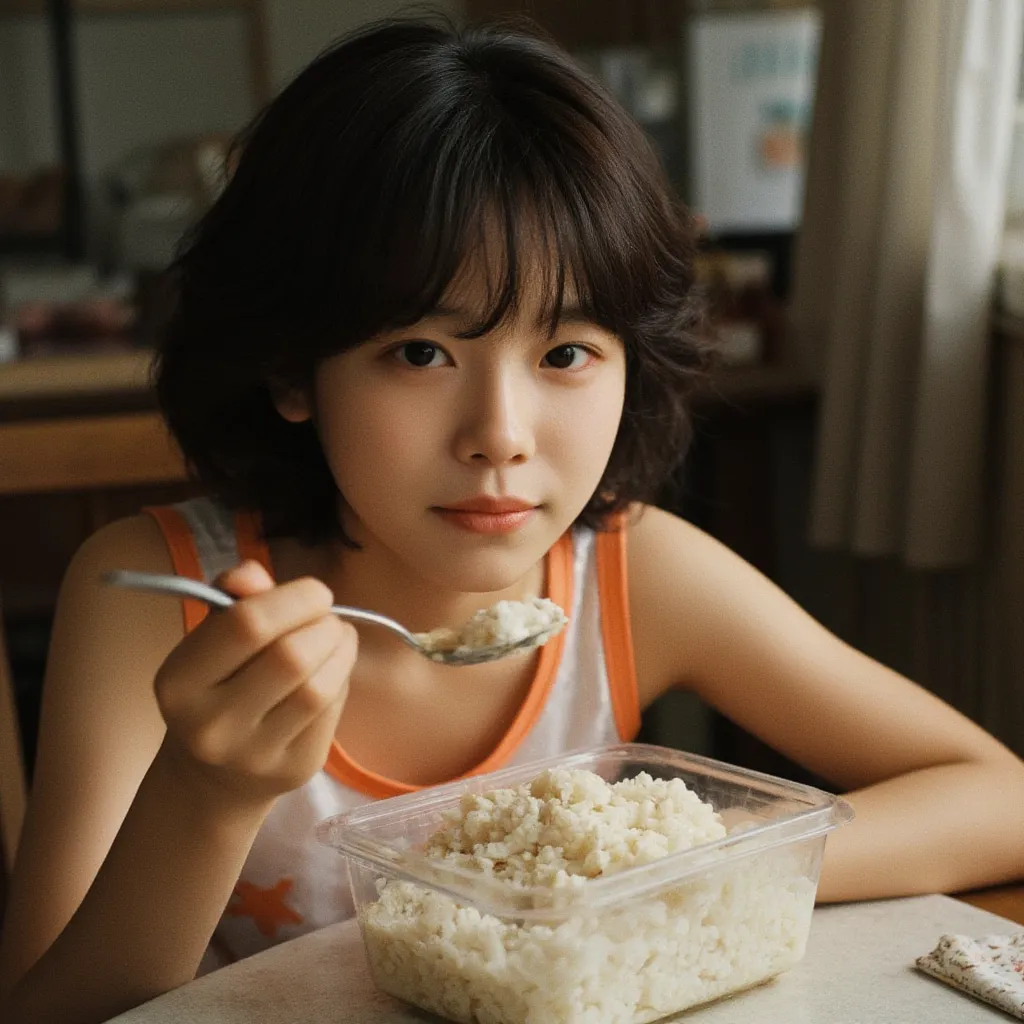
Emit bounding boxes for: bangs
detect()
[302,35,665,353]
[347,157,613,342]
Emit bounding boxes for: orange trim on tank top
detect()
[146,507,272,632]
[322,531,575,798]
[595,523,641,741]
[144,506,209,633]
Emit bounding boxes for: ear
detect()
[270,380,312,423]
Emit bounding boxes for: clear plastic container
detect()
[317,742,853,1024]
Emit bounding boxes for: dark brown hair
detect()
[155,16,708,545]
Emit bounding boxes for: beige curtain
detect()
[786,0,1024,754]
[790,0,1022,569]
[792,330,1024,755]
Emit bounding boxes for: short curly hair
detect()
[155,16,709,546]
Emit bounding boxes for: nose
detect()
[452,365,536,467]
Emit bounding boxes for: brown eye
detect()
[543,345,588,370]
[395,342,446,368]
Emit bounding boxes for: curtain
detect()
[790,0,1022,568]
[784,0,1024,755]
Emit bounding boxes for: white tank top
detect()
[146,497,639,969]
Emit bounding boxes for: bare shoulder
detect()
[624,503,745,707]
[47,510,184,741]
[50,511,182,676]
[624,501,845,710]
[0,513,183,988]
[625,502,725,576]
[66,511,176,580]
[624,501,851,703]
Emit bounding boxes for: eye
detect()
[392,342,450,368]
[543,344,594,370]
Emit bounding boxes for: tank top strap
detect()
[595,518,640,740]
[144,497,270,634]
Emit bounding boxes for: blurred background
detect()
[1,0,1023,880]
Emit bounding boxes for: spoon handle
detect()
[104,570,236,608]
[102,570,419,648]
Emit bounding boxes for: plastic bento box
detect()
[316,742,853,1024]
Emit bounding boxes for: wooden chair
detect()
[0,410,187,882]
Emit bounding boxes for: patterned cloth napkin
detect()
[916,932,1024,1019]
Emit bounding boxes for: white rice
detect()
[417,598,568,659]
[358,768,817,1024]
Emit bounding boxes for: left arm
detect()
[627,505,1024,902]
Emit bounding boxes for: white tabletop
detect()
[107,895,1021,1024]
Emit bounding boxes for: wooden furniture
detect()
[0,348,152,409]
[0,346,194,614]
[0,411,187,495]
[956,883,1024,927]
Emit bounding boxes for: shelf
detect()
[0,0,255,16]
[0,347,154,406]
[0,409,186,494]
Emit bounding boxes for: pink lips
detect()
[433,496,539,535]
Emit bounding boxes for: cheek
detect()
[546,377,624,471]
[314,379,438,506]
[321,399,407,473]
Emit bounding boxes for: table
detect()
[108,894,1022,1024]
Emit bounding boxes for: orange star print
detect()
[226,878,303,938]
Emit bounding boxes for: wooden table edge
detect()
[953,883,1024,926]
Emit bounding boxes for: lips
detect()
[433,496,540,534]
[440,496,538,514]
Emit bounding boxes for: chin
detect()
[415,545,547,595]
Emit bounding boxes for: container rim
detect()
[317,742,854,917]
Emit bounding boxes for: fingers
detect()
[158,569,336,696]
[215,615,355,730]
[152,564,360,800]
[255,638,356,756]
[282,686,352,781]
[177,620,356,775]
[215,560,276,599]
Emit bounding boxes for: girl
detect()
[2,16,1023,1024]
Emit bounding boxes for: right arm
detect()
[0,515,356,1024]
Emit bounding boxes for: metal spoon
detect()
[103,570,563,667]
